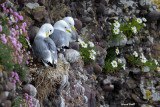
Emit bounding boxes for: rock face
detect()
[2,0,160,107]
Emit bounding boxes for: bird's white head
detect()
[54,20,72,33]
[63,17,76,32]
[37,23,54,38]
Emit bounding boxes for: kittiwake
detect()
[32,23,57,68]
[50,20,72,52]
[63,16,78,42]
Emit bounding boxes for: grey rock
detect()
[69,42,79,50]
[147,11,160,22]
[74,19,82,32]
[93,64,102,75]
[132,68,141,74]
[0,0,6,4]
[96,56,105,67]
[126,79,137,89]
[64,49,80,63]
[25,3,40,10]
[3,100,11,107]
[5,82,15,91]
[58,53,69,64]
[127,38,135,45]
[28,26,40,44]
[81,17,92,25]
[0,91,9,103]
[109,33,127,47]
[103,84,114,91]
[143,66,150,72]
[23,84,37,97]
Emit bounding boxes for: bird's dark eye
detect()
[69,23,71,25]
[65,27,67,28]
[50,30,52,32]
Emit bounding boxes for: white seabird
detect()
[32,23,57,68]
[63,16,78,42]
[50,20,72,52]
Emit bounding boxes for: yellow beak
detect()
[71,26,76,32]
[46,32,49,37]
[66,30,72,33]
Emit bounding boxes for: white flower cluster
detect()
[78,38,96,60]
[113,21,120,35]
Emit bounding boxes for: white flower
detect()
[90,49,96,55]
[141,57,147,63]
[118,59,122,63]
[143,23,146,27]
[89,54,95,60]
[81,42,88,48]
[142,17,147,22]
[157,67,160,72]
[78,38,84,44]
[133,51,138,57]
[111,60,118,68]
[20,29,22,34]
[113,21,120,28]
[88,41,94,47]
[113,27,120,34]
[122,64,126,70]
[137,18,142,23]
[115,48,119,55]
[131,26,137,34]
[154,59,158,65]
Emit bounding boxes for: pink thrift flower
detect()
[19,104,22,107]
[0,21,2,23]
[13,79,16,85]
[15,17,18,22]
[18,15,23,21]
[13,57,17,63]
[1,34,7,44]
[17,31,19,36]
[28,51,31,54]
[26,61,29,65]
[11,72,15,77]
[15,25,19,29]
[0,25,2,32]
[25,93,29,99]
[14,12,19,16]
[22,22,27,27]
[9,8,13,13]
[9,78,12,82]
[7,9,9,13]
[8,20,12,25]
[26,36,29,40]
[18,56,23,63]
[1,3,5,8]
[3,7,6,11]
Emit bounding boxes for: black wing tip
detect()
[47,62,53,67]
[54,64,57,69]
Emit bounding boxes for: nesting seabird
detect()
[63,17,78,42]
[50,20,72,52]
[32,23,57,68]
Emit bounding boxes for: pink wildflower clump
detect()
[1,34,7,44]
[9,72,20,86]
[0,25,2,32]
[23,93,35,107]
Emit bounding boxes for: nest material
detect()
[30,59,69,106]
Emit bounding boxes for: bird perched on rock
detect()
[50,20,72,52]
[32,23,57,68]
[63,16,78,42]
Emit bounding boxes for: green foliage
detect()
[126,55,157,72]
[110,18,145,39]
[0,41,14,71]
[18,35,28,49]
[103,47,123,73]
[79,40,96,65]
[12,96,24,107]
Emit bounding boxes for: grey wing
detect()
[50,30,69,48]
[71,29,78,42]
[32,37,51,63]
[44,38,57,64]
